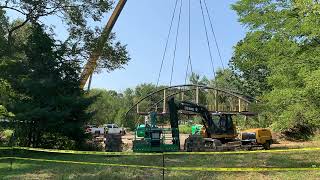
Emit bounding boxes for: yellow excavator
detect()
[79,0,127,89]
[167,97,273,152]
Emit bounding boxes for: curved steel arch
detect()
[125,84,256,117]
[146,87,197,112]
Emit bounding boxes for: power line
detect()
[204,0,225,69]
[156,0,179,87]
[169,0,183,86]
[200,0,216,79]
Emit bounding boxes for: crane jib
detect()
[79,0,127,89]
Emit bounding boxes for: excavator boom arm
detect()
[168,97,217,137]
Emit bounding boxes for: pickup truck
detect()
[85,125,104,136]
[104,124,126,135]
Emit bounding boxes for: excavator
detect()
[167,97,273,152]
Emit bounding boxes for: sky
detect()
[7,0,247,92]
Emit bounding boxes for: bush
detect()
[281,124,316,141]
[38,133,76,150]
[0,129,13,146]
[179,125,192,134]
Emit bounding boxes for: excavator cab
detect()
[210,113,236,137]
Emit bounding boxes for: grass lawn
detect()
[1,148,320,179]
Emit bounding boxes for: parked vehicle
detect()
[240,128,273,150]
[85,125,104,136]
[104,124,126,135]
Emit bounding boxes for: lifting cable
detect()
[200,0,216,79]
[203,0,225,69]
[157,0,224,87]
[169,0,183,86]
[156,0,179,87]
[184,0,193,84]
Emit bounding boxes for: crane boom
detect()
[79,0,127,89]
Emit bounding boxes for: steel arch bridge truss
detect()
[125,84,257,118]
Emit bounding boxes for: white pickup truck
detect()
[104,124,126,135]
[85,125,105,135]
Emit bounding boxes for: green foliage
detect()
[0,0,130,72]
[211,69,243,91]
[0,79,15,118]
[0,105,13,118]
[178,125,192,134]
[189,72,209,85]
[0,24,93,149]
[0,129,13,146]
[231,0,320,136]
[0,10,8,57]
[87,89,124,126]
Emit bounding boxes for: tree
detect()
[2,24,94,148]
[189,72,209,86]
[0,9,8,57]
[87,89,123,126]
[231,0,320,136]
[230,31,272,97]
[211,68,243,92]
[0,0,130,72]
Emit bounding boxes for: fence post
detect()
[162,152,165,180]
[10,120,16,171]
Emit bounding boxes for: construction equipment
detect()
[79,0,127,89]
[132,111,180,152]
[241,128,273,150]
[167,97,272,152]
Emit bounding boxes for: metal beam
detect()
[163,90,166,113]
[214,90,217,111]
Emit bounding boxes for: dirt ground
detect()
[121,131,319,151]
